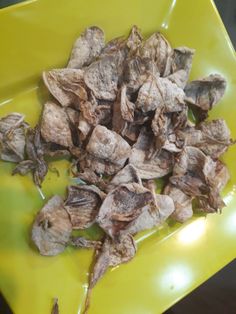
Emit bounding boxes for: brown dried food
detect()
[120,85,135,122]
[64,185,105,229]
[96,183,153,237]
[84,55,120,101]
[214,160,230,191]
[136,76,185,113]
[123,56,157,93]
[86,125,131,167]
[0,113,27,162]
[164,184,193,223]
[13,126,48,187]
[171,47,195,75]
[167,69,189,89]
[139,32,172,76]
[106,164,142,192]
[70,236,102,249]
[129,128,174,179]
[32,195,72,256]
[124,194,175,235]
[41,101,73,147]
[185,74,226,111]
[43,69,87,107]
[51,298,59,314]
[126,25,143,53]
[67,26,105,69]
[89,234,136,290]
[197,119,232,159]
[79,153,123,176]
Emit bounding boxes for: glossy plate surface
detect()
[0,0,236,313]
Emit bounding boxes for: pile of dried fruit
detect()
[0,26,233,312]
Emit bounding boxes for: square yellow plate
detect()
[0,0,236,313]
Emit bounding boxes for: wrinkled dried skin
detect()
[95,104,112,126]
[170,146,215,196]
[136,76,185,113]
[86,125,131,167]
[0,113,27,162]
[70,236,102,249]
[67,26,105,69]
[124,194,175,234]
[164,184,193,223]
[43,69,87,107]
[84,55,120,101]
[123,56,157,93]
[101,36,126,56]
[167,69,189,89]
[214,160,230,191]
[172,47,195,75]
[79,153,122,176]
[64,185,105,229]
[32,195,72,256]
[184,74,227,111]
[120,85,135,122]
[129,128,174,179]
[41,101,73,147]
[126,25,143,53]
[139,32,173,76]
[89,234,136,289]
[97,183,153,237]
[197,119,231,159]
[107,164,142,192]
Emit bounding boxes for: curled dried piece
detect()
[32,195,72,256]
[51,298,59,314]
[89,234,136,289]
[13,126,48,187]
[86,125,131,167]
[170,146,213,196]
[43,69,86,107]
[126,25,143,53]
[97,183,153,237]
[139,32,172,76]
[164,184,193,223]
[123,56,157,93]
[185,74,226,116]
[136,76,185,113]
[197,119,232,159]
[0,113,27,162]
[106,164,141,192]
[84,55,120,101]
[120,85,135,122]
[67,26,105,69]
[129,128,174,179]
[124,194,175,235]
[41,101,73,147]
[70,236,101,249]
[214,160,230,191]
[64,185,105,229]
[167,69,189,89]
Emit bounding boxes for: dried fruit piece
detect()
[89,234,136,288]
[86,125,131,167]
[32,195,72,256]
[107,164,141,192]
[64,185,105,229]
[51,298,59,314]
[129,128,174,179]
[139,32,172,76]
[13,126,48,187]
[41,101,73,147]
[70,236,102,249]
[124,194,175,234]
[97,183,153,237]
[164,184,193,223]
[136,76,185,113]
[67,26,105,69]
[0,113,27,162]
[84,55,120,101]
[185,74,226,116]
[43,69,86,107]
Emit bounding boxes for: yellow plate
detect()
[0,0,236,313]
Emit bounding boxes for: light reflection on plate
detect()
[160,264,192,291]
[177,218,207,245]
